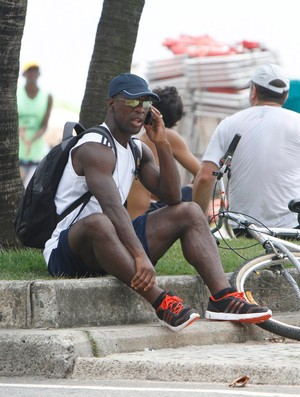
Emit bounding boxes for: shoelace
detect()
[226,291,247,301]
[212,291,247,302]
[160,295,184,314]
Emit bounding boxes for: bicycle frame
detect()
[220,211,300,271]
[211,137,300,268]
[213,164,300,278]
[211,134,300,307]
[214,184,300,309]
[211,134,300,340]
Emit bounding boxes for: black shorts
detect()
[48,213,150,278]
[132,213,150,257]
[147,185,192,213]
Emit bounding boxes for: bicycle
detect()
[210,134,300,341]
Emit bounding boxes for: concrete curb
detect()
[0,328,91,378]
[0,275,209,329]
[0,321,273,378]
[1,274,298,384]
[72,341,300,385]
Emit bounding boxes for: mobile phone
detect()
[144,111,153,125]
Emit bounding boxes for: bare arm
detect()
[167,129,201,179]
[193,161,218,216]
[74,142,156,291]
[138,107,181,204]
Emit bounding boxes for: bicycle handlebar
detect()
[219,133,242,165]
[213,133,242,181]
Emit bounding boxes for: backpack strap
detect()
[59,125,141,222]
[84,125,117,156]
[85,125,142,176]
[61,122,86,150]
[58,191,92,222]
[63,121,85,139]
[129,137,142,178]
[58,125,118,224]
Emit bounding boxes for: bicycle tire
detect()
[230,253,300,341]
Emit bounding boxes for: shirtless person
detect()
[127,86,200,219]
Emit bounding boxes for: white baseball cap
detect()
[250,63,290,94]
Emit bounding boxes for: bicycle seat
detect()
[288,198,300,213]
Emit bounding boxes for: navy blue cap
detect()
[108,73,160,101]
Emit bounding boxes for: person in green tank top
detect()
[17,61,53,187]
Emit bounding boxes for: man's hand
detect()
[131,256,157,292]
[144,106,167,144]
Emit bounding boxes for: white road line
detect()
[0,383,297,396]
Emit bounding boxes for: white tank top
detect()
[43,124,141,263]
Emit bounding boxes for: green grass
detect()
[0,237,267,280]
[0,248,52,280]
[155,237,266,275]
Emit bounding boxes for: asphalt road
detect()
[0,379,299,397]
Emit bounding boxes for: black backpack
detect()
[14,122,141,249]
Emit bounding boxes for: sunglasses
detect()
[114,98,153,109]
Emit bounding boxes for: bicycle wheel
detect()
[230,252,300,340]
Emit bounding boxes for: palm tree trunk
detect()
[80,0,145,127]
[0,0,27,247]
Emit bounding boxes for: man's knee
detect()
[80,213,115,237]
[176,201,205,218]
[157,202,205,228]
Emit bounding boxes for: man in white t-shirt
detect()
[193,63,300,229]
[44,73,271,332]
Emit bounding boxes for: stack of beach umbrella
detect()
[146,35,279,181]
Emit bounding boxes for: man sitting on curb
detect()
[43,73,272,332]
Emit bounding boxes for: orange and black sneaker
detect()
[205,287,272,324]
[154,291,200,332]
